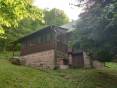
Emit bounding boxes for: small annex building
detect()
[14,25,92,69]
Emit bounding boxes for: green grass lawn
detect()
[0,59,117,88]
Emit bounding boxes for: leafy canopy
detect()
[44,8,69,26]
[0,0,43,35]
[73,0,117,62]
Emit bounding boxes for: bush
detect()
[95,50,113,62]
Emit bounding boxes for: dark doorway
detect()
[72,53,84,68]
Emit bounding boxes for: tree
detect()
[73,0,117,62]
[0,0,43,36]
[44,8,69,26]
[0,0,44,51]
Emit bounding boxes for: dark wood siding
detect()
[20,29,56,56]
[20,26,69,58]
[72,53,84,68]
[21,41,55,56]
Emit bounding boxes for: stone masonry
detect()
[21,49,55,69]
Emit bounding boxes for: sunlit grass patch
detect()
[106,62,117,70]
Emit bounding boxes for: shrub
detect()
[95,50,113,62]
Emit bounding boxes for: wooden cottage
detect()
[15,26,69,69]
[14,25,91,69]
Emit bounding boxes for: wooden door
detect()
[72,53,84,68]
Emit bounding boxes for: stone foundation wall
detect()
[83,52,104,68]
[59,65,69,69]
[93,60,104,69]
[83,52,91,68]
[21,49,55,69]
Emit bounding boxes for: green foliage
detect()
[0,0,43,34]
[0,51,19,59]
[95,50,113,62]
[74,0,117,62]
[0,0,44,51]
[44,8,69,26]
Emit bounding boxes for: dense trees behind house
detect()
[0,0,69,52]
[73,0,117,62]
[44,8,69,26]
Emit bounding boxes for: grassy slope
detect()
[0,60,73,88]
[0,59,117,88]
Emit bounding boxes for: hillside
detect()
[0,59,117,88]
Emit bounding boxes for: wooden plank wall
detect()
[21,41,55,56]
